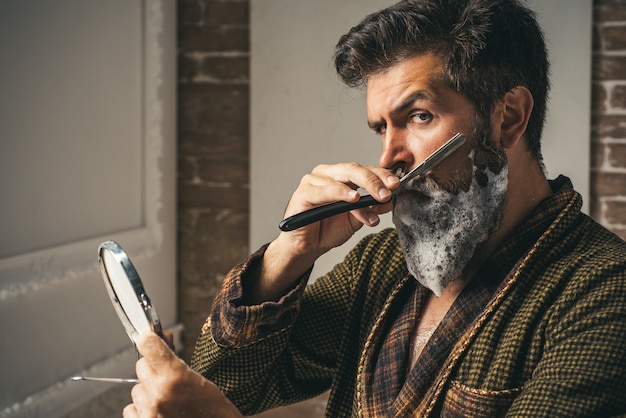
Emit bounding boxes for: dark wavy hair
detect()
[334,0,550,161]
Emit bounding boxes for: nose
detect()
[379,127,414,174]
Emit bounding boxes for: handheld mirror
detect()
[98,240,163,343]
[71,240,162,384]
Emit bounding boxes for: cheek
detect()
[430,154,474,194]
[473,142,507,175]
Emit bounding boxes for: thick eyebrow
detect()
[367,119,384,132]
[367,90,433,131]
[391,90,432,116]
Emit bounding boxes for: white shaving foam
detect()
[393,162,508,296]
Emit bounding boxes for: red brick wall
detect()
[591,0,626,240]
[175,0,626,363]
[177,0,250,362]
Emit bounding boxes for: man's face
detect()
[366,53,508,296]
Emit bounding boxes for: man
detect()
[125,0,626,416]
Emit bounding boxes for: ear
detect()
[498,86,534,149]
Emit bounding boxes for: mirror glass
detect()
[99,240,162,343]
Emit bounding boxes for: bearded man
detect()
[124,1,626,417]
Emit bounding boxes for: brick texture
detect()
[177,0,250,363]
[590,0,626,241]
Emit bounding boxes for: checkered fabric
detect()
[191,176,626,417]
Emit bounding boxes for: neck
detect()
[484,155,552,258]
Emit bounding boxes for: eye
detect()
[408,111,432,125]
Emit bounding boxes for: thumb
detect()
[135,331,174,369]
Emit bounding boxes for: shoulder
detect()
[561,214,626,280]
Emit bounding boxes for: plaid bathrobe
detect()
[191,177,626,417]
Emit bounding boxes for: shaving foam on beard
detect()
[392,161,508,297]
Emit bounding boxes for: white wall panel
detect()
[0,1,176,416]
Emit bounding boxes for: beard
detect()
[392,134,508,297]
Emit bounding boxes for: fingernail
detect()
[379,188,391,200]
[348,190,359,199]
[387,175,400,184]
[367,213,380,225]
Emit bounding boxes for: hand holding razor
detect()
[278,133,466,231]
